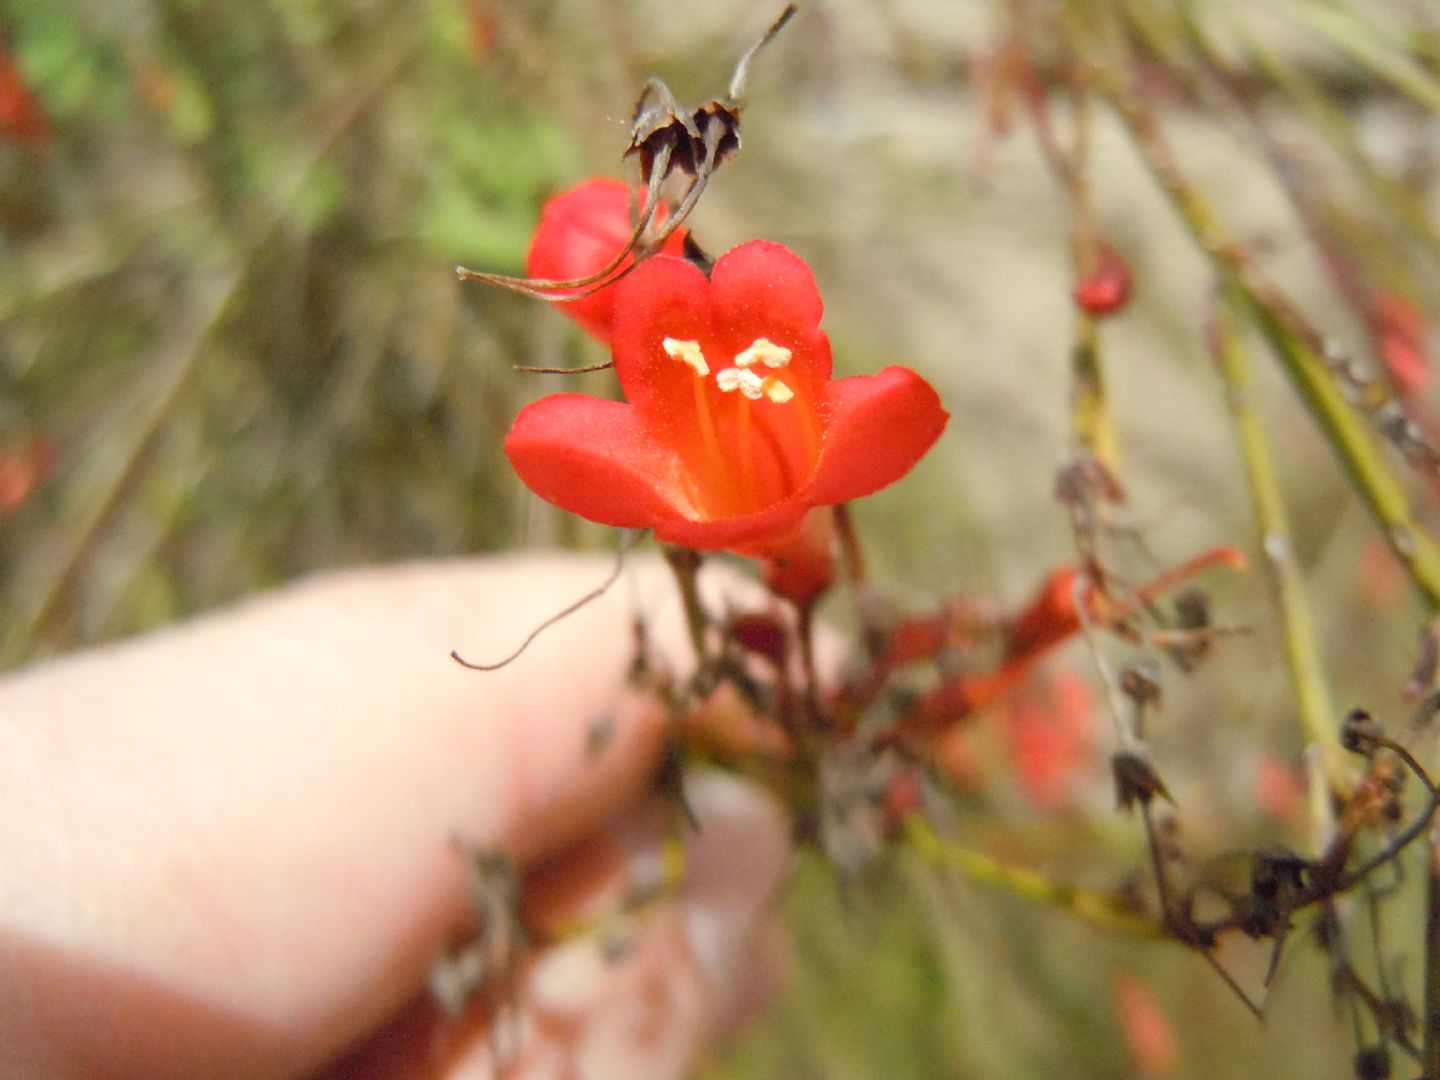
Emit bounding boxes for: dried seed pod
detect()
[1340,707,1385,757]
[1113,750,1172,811]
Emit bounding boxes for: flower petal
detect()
[651,494,813,552]
[805,367,949,505]
[505,394,695,528]
[610,254,716,423]
[708,240,831,385]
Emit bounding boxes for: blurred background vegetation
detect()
[4,0,1440,1076]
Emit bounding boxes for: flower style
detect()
[505,234,949,583]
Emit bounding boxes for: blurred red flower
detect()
[1369,290,1430,396]
[1004,666,1096,810]
[0,45,50,147]
[0,436,53,512]
[1113,972,1179,1077]
[1254,753,1307,825]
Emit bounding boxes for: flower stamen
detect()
[716,366,761,397]
[733,338,792,369]
[663,337,710,377]
[761,376,793,403]
[717,367,794,404]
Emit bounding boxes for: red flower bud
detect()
[525,178,688,343]
[1073,242,1132,317]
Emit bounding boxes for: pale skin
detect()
[0,555,791,1079]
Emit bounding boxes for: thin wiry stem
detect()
[451,531,640,671]
[454,143,671,298]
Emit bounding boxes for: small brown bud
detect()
[1112,750,1172,811]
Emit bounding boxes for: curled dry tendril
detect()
[450,530,644,671]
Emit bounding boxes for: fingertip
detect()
[675,771,792,999]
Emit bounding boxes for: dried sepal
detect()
[1113,749,1172,811]
[1340,707,1386,757]
[458,5,797,311]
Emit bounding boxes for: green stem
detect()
[1214,288,1349,799]
[904,817,1161,939]
[662,546,711,673]
[1070,318,1120,470]
[1101,71,1440,612]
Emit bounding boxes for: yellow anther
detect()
[762,376,794,403]
[717,367,794,404]
[663,337,710,377]
[733,337,792,369]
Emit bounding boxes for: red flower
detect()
[1113,973,1179,1077]
[1254,753,1307,824]
[1004,666,1096,811]
[1369,290,1430,396]
[525,178,688,343]
[505,239,948,573]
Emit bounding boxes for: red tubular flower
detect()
[505,239,949,593]
[524,178,688,343]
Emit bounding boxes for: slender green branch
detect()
[1063,92,1119,471]
[662,546,711,672]
[1070,317,1120,470]
[1229,16,1440,263]
[1100,70,1440,612]
[1021,25,1121,475]
[1275,0,1440,115]
[1213,288,1349,799]
[904,817,1161,939]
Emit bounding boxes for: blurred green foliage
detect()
[0,0,597,660]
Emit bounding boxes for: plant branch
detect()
[1213,285,1349,800]
[904,816,1161,939]
[1099,62,1440,612]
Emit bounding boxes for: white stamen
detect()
[717,367,794,404]
[663,337,709,377]
[716,367,765,398]
[733,337,792,369]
